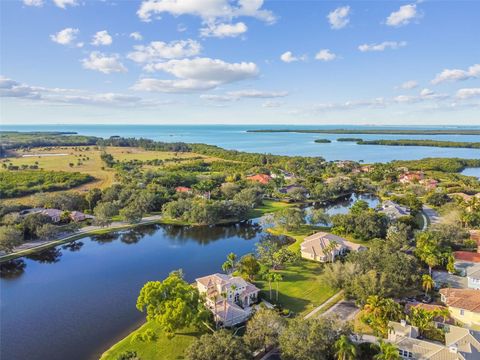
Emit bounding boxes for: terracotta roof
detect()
[246,174,272,184]
[454,251,480,263]
[440,288,480,313]
[175,186,191,192]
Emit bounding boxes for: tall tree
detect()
[221,252,237,274]
[185,329,251,360]
[0,226,23,253]
[421,274,434,296]
[335,335,357,360]
[244,308,286,353]
[374,340,400,360]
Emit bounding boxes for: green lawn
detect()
[247,199,293,218]
[100,322,202,360]
[255,225,337,316]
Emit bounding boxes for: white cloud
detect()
[315,49,337,62]
[394,88,448,103]
[81,52,127,74]
[50,28,79,45]
[327,6,350,29]
[398,80,418,90]
[456,88,480,99]
[200,94,237,102]
[23,0,44,7]
[200,22,247,38]
[358,41,407,52]
[128,39,201,63]
[129,32,143,41]
[137,0,276,24]
[133,57,259,93]
[262,100,282,108]
[53,0,78,9]
[201,89,287,102]
[0,76,166,108]
[431,64,480,85]
[91,30,113,46]
[386,4,418,27]
[280,51,306,63]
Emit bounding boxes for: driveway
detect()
[423,205,441,225]
[433,270,468,289]
[319,300,360,321]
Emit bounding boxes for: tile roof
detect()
[440,288,480,313]
[454,252,480,263]
[301,232,366,258]
[246,174,272,184]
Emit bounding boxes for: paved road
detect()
[423,205,441,225]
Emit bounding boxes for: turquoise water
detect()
[2,124,480,162]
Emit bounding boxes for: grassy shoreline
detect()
[247,129,480,135]
[0,200,291,263]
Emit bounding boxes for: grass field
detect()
[0,146,214,204]
[247,199,293,218]
[100,322,202,360]
[255,225,337,316]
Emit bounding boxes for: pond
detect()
[0,222,268,360]
[0,193,378,360]
[461,167,480,179]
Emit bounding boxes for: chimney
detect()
[400,320,407,327]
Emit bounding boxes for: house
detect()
[69,211,93,222]
[420,178,439,190]
[40,209,63,222]
[271,169,295,181]
[246,174,272,184]
[195,273,259,327]
[387,320,480,359]
[300,232,366,262]
[399,171,424,184]
[454,252,480,289]
[360,165,374,173]
[467,266,480,290]
[175,186,192,193]
[440,288,480,327]
[380,200,410,220]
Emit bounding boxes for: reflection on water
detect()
[0,221,267,360]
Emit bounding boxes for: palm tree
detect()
[335,335,357,360]
[263,271,275,300]
[374,339,400,360]
[422,274,434,296]
[326,240,339,262]
[222,252,237,274]
[425,254,439,276]
[272,273,283,301]
[363,295,384,318]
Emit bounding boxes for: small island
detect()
[314,138,332,143]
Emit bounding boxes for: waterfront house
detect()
[246,174,272,184]
[387,320,480,359]
[278,184,308,197]
[399,171,424,184]
[175,186,192,193]
[195,273,259,327]
[300,232,366,262]
[380,200,410,220]
[69,211,93,222]
[271,169,295,180]
[440,288,480,327]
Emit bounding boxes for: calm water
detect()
[2,124,480,162]
[462,167,480,179]
[0,194,375,360]
[0,222,267,360]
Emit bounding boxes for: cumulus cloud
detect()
[53,0,78,9]
[398,80,418,90]
[358,41,407,52]
[0,76,165,107]
[200,22,247,38]
[137,0,276,24]
[431,64,480,85]
[129,32,143,41]
[91,30,113,46]
[456,88,480,99]
[201,89,288,101]
[127,39,201,63]
[23,0,44,7]
[327,6,350,29]
[280,51,306,63]
[50,28,79,45]
[133,57,259,93]
[386,4,418,27]
[315,49,337,62]
[81,52,127,74]
[394,88,448,103]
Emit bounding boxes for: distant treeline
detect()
[314,139,332,143]
[358,139,480,149]
[392,158,480,173]
[0,131,98,157]
[247,129,480,135]
[336,138,363,142]
[0,170,94,198]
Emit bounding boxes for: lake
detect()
[3,124,480,163]
[0,194,378,360]
[461,167,480,179]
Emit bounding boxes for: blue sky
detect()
[1,0,479,125]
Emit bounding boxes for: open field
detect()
[100,322,201,360]
[255,225,337,316]
[0,146,216,204]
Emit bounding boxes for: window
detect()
[460,309,465,316]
